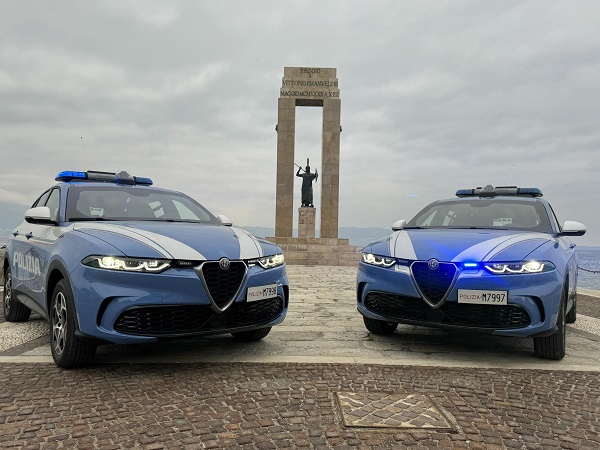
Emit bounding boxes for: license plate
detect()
[247,284,278,302]
[458,289,508,305]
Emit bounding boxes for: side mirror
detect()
[25,207,56,225]
[216,214,233,226]
[559,221,586,237]
[392,219,406,231]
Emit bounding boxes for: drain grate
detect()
[335,392,456,431]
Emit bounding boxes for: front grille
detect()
[200,261,246,308]
[114,297,284,336]
[364,292,531,329]
[411,261,457,304]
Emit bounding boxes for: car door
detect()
[18,187,62,314]
[11,190,50,305]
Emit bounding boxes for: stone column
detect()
[298,207,316,238]
[320,98,341,239]
[275,97,296,237]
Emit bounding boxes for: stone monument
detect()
[268,67,359,266]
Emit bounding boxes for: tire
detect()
[566,293,576,324]
[533,285,567,360]
[3,267,31,322]
[363,316,398,335]
[50,279,96,368]
[231,327,272,342]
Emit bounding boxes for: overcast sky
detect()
[1,1,599,245]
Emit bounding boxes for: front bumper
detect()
[356,261,563,337]
[70,262,289,344]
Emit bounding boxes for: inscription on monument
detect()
[280,67,340,100]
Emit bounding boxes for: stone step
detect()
[266,236,361,266]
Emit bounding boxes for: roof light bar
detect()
[55,171,87,181]
[55,170,153,185]
[456,185,542,198]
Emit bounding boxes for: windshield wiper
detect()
[68,217,126,222]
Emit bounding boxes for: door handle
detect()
[25,232,33,240]
[12,231,19,236]
[569,243,576,249]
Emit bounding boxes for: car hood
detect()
[72,221,280,261]
[367,229,553,262]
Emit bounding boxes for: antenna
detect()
[508,164,515,184]
[80,136,86,166]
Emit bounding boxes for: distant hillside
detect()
[0,200,391,249]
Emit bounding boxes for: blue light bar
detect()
[517,188,543,197]
[55,171,87,182]
[55,170,153,186]
[134,176,153,186]
[462,262,479,269]
[456,185,543,198]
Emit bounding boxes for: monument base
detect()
[298,206,316,238]
[266,236,360,267]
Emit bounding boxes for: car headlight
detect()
[82,256,171,273]
[484,260,555,275]
[362,253,396,268]
[249,253,285,269]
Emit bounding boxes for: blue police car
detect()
[3,170,289,367]
[357,185,586,360]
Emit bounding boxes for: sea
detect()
[575,247,600,291]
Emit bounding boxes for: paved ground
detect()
[1,266,600,448]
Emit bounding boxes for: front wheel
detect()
[3,268,31,322]
[363,316,398,335]
[231,327,272,342]
[533,286,567,360]
[50,280,96,368]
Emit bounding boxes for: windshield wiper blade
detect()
[68,217,125,221]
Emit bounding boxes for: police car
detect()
[357,185,586,360]
[2,171,289,367]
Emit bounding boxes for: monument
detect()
[268,67,359,266]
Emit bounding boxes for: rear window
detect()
[407,199,553,233]
[66,186,219,224]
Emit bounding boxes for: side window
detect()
[33,190,51,208]
[45,189,61,222]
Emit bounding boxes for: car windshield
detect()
[406,199,553,233]
[66,186,219,224]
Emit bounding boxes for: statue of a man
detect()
[296,160,318,207]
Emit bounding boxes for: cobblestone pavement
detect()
[1,267,600,448]
[578,293,600,319]
[1,362,599,449]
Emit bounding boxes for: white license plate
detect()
[247,284,278,302]
[458,289,508,305]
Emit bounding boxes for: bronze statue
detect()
[296,158,318,207]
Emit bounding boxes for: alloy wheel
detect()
[52,292,68,356]
[4,275,11,316]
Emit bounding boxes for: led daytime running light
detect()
[484,261,547,274]
[83,256,170,273]
[250,253,285,269]
[362,253,396,268]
